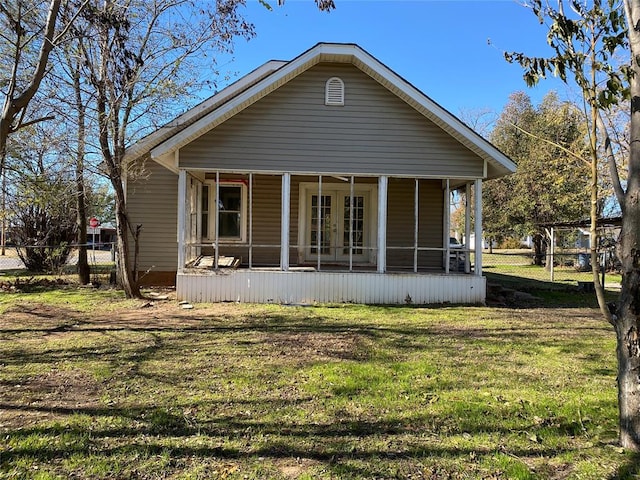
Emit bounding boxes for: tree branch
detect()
[14,115,56,131]
[52,0,90,45]
[508,120,591,166]
[11,0,62,112]
[595,109,626,209]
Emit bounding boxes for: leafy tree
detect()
[483,91,590,263]
[505,0,640,450]
[5,125,77,272]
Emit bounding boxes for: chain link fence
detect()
[1,244,621,291]
[479,248,621,289]
[0,245,115,271]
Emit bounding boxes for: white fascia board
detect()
[124,60,286,164]
[150,44,356,161]
[348,48,517,177]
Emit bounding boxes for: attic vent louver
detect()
[325,77,344,106]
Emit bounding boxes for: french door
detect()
[307,190,369,263]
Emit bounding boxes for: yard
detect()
[0,275,638,479]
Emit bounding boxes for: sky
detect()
[208,0,575,126]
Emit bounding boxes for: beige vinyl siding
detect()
[127,158,178,271]
[387,178,444,269]
[179,63,484,178]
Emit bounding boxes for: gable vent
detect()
[325,77,344,106]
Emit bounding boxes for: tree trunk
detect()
[75,180,90,284]
[532,233,546,266]
[612,0,640,451]
[615,100,640,451]
[73,64,90,284]
[616,200,640,450]
[617,0,640,450]
[587,63,610,321]
[112,178,140,298]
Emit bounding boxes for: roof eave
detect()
[123,59,287,164]
[140,42,516,178]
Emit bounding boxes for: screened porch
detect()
[175,170,485,304]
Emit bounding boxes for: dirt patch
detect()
[277,458,323,478]
[0,370,102,429]
[267,331,372,363]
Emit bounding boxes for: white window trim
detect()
[297,181,377,264]
[325,77,344,106]
[203,180,248,244]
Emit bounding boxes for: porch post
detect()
[177,169,187,272]
[377,176,388,273]
[349,176,354,272]
[317,175,322,271]
[414,179,419,273]
[214,171,220,269]
[465,182,471,274]
[196,180,203,259]
[444,179,450,274]
[249,173,253,268]
[474,178,483,276]
[280,173,290,271]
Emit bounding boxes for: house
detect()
[86,223,116,249]
[124,43,516,304]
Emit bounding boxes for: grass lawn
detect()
[0,278,638,479]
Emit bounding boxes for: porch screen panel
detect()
[201,185,209,239]
[343,195,364,255]
[218,185,242,237]
[310,194,332,255]
[187,176,201,263]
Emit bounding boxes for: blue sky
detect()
[210,0,572,123]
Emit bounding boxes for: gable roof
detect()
[125,42,516,180]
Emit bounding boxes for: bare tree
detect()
[69,0,257,297]
[0,0,88,255]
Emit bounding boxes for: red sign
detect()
[89,217,100,228]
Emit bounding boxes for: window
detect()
[201,181,247,242]
[325,77,344,106]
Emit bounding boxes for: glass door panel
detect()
[305,189,370,264]
[310,194,333,256]
[339,195,366,261]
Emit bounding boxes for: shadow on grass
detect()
[0,314,613,372]
[610,452,640,479]
[0,400,575,467]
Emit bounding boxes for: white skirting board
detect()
[177,271,486,305]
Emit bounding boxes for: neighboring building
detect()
[124,43,516,304]
[86,223,116,248]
